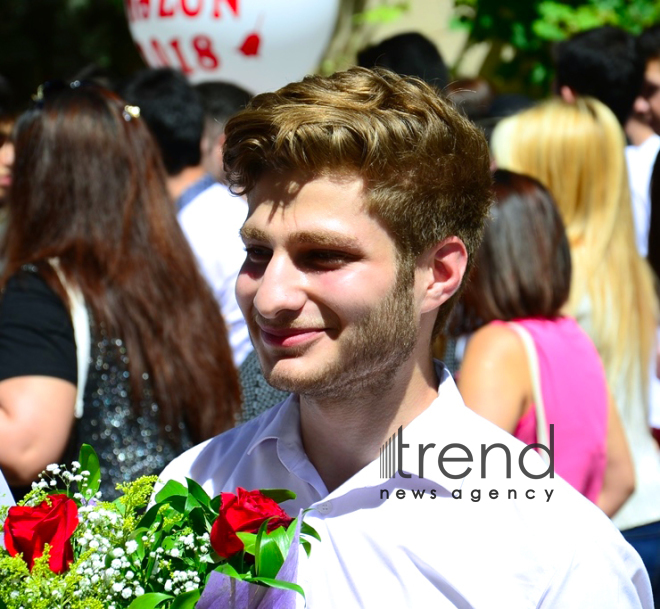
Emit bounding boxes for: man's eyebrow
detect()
[291,231,361,249]
[240,226,268,242]
[240,226,361,249]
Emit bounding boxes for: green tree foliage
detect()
[0,0,143,112]
[452,0,660,97]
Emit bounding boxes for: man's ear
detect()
[418,237,468,314]
[559,85,577,103]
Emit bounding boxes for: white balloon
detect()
[124,0,340,93]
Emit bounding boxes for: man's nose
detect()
[0,142,14,168]
[253,253,306,319]
[634,94,651,116]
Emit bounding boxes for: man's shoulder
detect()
[158,397,289,489]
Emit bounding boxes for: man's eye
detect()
[305,251,352,267]
[244,246,271,263]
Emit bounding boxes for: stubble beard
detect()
[258,264,419,401]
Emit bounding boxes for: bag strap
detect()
[49,259,90,419]
[507,322,550,464]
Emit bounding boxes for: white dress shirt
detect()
[177,181,251,366]
[625,134,660,257]
[159,364,653,608]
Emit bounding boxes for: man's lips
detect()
[258,326,326,348]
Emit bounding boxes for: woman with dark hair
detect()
[454,169,634,517]
[0,82,241,499]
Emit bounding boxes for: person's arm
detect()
[0,377,76,485]
[596,393,635,518]
[0,272,78,486]
[457,324,530,434]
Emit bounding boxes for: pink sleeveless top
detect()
[493,317,608,503]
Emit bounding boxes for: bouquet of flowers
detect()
[0,445,318,609]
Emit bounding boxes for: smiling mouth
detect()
[258,326,326,348]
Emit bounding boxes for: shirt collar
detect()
[244,362,468,498]
[175,173,216,213]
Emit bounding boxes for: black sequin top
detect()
[67,318,192,500]
[0,267,192,501]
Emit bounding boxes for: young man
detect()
[160,68,652,607]
[554,26,659,257]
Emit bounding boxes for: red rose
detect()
[210,488,293,558]
[3,494,78,574]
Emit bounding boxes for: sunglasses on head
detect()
[31,80,140,122]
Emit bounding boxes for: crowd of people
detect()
[0,21,660,608]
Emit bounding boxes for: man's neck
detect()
[167,165,207,201]
[625,115,656,147]
[299,353,438,493]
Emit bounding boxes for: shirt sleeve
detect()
[0,270,77,385]
[540,524,654,608]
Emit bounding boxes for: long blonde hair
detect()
[492,97,658,417]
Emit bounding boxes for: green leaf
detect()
[154,480,187,504]
[246,576,306,599]
[185,478,212,510]
[210,494,221,513]
[212,562,242,579]
[236,532,257,556]
[255,533,285,578]
[169,589,201,609]
[300,521,321,543]
[266,525,291,561]
[126,592,173,609]
[257,489,297,504]
[79,444,101,499]
[135,504,162,530]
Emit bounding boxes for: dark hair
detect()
[5,84,241,443]
[357,33,449,91]
[445,78,495,122]
[452,170,572,334]
[118,68,204,175]
[638,25,660,63]
[648,150,660,283]
[224,67,492,335]
[554,26,644,125]
[195,81,252,129]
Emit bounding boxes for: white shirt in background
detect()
[177,182,251,367]
[625,134,660,257]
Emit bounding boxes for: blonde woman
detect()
[492,97,660,590]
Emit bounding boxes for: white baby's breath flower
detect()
[121,588,133,599]
[46,464,59,472]
[112,582,124,593]
[125,540,138,554]
[125,570,134,580]
[164,580,173,592]
[111,559,122,569]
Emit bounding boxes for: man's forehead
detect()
[247,169,365,207]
